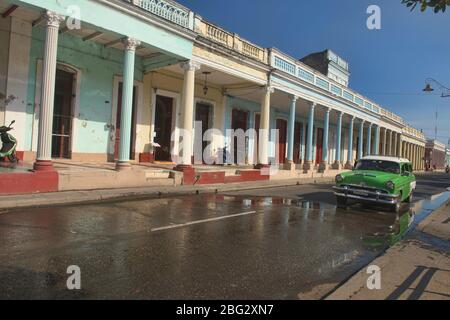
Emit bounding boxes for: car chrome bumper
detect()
[333,186,399,205]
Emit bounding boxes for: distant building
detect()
[425,140,446,170]
[300,50,350,87]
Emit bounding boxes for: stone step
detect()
[145,177,175,186]
[145,170,171,179]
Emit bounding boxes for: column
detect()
[320,107,330,171]
[382,128,387,156]
[300,121,306,164]
[116,37,141,170]
[398,134,403,157]
[33,11,65,171]
[334,111,343,169]
[366,123,372,156]
[373,125,380,155]
[346,116,354,168]
[285,95,297,170]
[304,102,315,171]
[358,120,364,160]
[389,130,393,156]
[257,86,273,168]
[175,60,201,170]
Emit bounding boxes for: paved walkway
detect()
[327,200,450,300]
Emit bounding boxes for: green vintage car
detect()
[333,156,416,212]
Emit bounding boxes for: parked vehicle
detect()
[446,166,449,174]
[333,156,416,213]
[0,120,18,163]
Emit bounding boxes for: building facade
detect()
[425,139,446,170]
[0,0,427,180]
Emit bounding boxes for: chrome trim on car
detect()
[334,192,398,204]
[333,186,399,204]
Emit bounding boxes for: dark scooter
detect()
[0,120,18,163]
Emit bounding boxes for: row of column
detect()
[34,10,200,172]
[33,10,425,173]
[277,93,426,171]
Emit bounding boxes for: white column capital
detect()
[122,37,141,52]
[291,95,298,103]
[43,11,65,28]
[323,106,331,114]
[261,86,274,95]
[180,60,201,72]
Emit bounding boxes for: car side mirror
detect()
[9,120,15,126]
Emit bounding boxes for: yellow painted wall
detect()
[136,70,226,157]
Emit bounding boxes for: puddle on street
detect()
[239,187,450,253]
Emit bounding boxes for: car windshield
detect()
[355,160,400,174]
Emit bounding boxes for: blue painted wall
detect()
[26,27,143,153]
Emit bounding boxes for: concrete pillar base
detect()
[318,162,329,173]
[345,162,354,170]
[254,163,270,170]
[303,161,313,172]
[33,159,54,172]
[332,161,342,170]
[283,161,296,171]
[116,161,132,171]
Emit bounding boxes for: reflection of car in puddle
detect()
[362,210,415,250]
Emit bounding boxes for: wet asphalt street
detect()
[0,173,449,299]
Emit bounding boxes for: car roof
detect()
[361,156,410,164]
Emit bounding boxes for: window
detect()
[355,160,400,174]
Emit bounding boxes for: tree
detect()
[401,0,450,13]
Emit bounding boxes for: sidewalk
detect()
[0,176,335,211]
[326,200,450,300]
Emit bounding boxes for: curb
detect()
[0,177,335,211]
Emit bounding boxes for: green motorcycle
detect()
[0,120,18,163]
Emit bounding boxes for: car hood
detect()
[342,170,398,190]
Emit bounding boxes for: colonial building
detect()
[0,0,427,190]
[425,139,446,170]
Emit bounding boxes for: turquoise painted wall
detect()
[26,26,143,153]
[11,0,193,60]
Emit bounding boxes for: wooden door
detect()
[154,95,174,162]
[315,128,324,164]
[276,119,287,164]
[52,69,74,159]
[293,122,301,164]
[114,83,137,160]
[195,102,211,163]
[231,109,248,164]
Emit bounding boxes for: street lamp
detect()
[423,78,450,98]
[423,78,449,140]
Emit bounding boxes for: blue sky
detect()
[178,0,450,145]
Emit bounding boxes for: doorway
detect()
[52,69,74,158]
[195,102,212,163]
[231,109,248,164]
[315,127,324,164]
[114,83,137,160]
[154,95,174,162]
[293,122,301,164]
[276,119,287,164]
